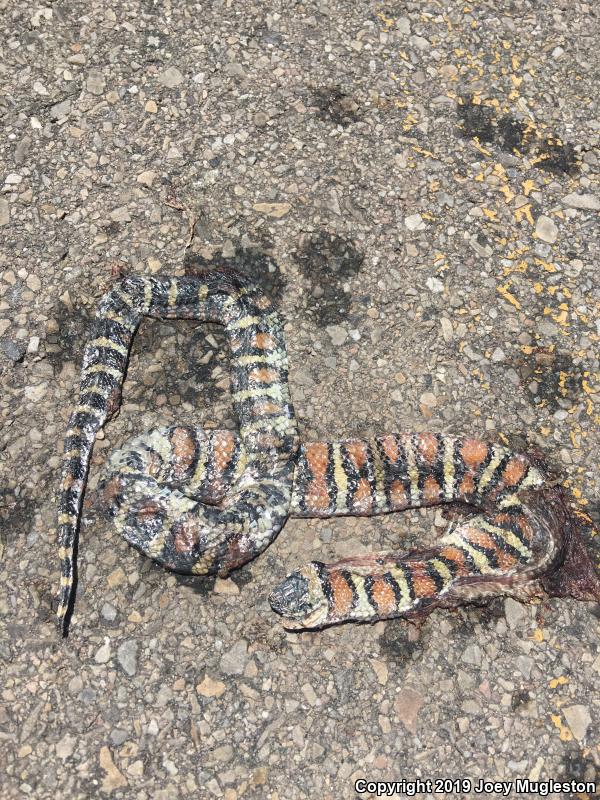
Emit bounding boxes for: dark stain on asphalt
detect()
[534,137,578,175]
[46,305,93,370]
[293,230,364,326]
[457,99,495,142]
[312,86,361,126]
[457,99,579,173]
[517,349,583,412]
[497,115,528,152]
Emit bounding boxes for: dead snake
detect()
[57,269,600,635]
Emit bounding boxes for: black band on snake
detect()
[57,269,600,636]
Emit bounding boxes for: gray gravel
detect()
[1,1,599,798]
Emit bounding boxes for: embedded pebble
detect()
[55,734,76,760]
[94,639,111,664]
[117,640,138,676]
[137,170,157,187]
[197,675,227,698]
[405,213,426,231]
[158,66,184,87]
[535,215,558,243]
[504,598,528,628]
[219,640,248,676]
[561,193,600,210]
[86,70,106,95]
[563,705,591,741]
[101,602,117,621]
[325,325,347,346]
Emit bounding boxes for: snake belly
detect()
[56,271,298,635]
[100,426,573,630]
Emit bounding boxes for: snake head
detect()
[269,563,330,630]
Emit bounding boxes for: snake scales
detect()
[57,269,600,635]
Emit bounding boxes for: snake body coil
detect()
[57,271,298,634]
[57,270,600,634]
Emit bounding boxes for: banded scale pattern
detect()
[101,426,567,629]
[57,271,298,635]
[59,270,600,634]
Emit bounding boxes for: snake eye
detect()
[269,571,312,618]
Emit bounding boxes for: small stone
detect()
[254,111,268,127]
[213,578,240,595]
[252,767,268,786]
[396,16,411,34]
[370,659,388,685]
[86,70,106,95]
[49,99,71,120]
[0,199,9,226]
[252,202,291,218]
[426,276,444,293]
[561,193,600,210]
[2,340,25,362]
[210,744,233,764]
[56,734,76,760]
[325,325,347,346]
[107,567,126,587]
[27,336,40,354]
[110,729,128,746]
[393,687,424,733]
[405,213,425,231]
[504,597,527,628]
[563,705,591,741]
[220,640,248,675]
[145,100,158,113]
[99,746,128,792]
[491,347,505,362]
[440,317,453,342]
[101,602,117,621]
[117,640,138,676]
[4,173,23,185]
[410,35,430,50]
[163,758,178,776]
[24,383,47,402]
[94,639,111,664]
[301,682,318,705]
[535,215,558,244]
[224,62,245,78]
[137,170,157,187]
[419,391,437,407]
[516,655,533,679]
[158,66,184,87]
[110,206,131,223]
[26,274,41,291]
[197,675,227,698]
[461,644,482,666]
[33,80,49,96]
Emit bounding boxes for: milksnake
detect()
[57,269,600,635]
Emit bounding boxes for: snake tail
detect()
[56,272,298,635]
